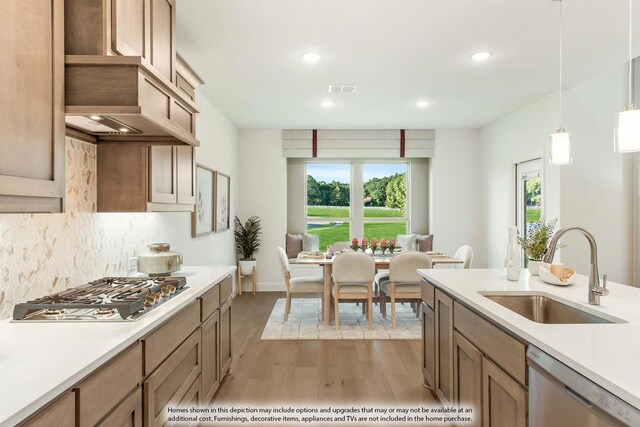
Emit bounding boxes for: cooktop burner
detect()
[12,276,187,322]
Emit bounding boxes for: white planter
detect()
[528,260,542,276]
[239,259,256,275]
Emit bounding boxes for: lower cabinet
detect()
[143,330,202,427]
[219,298,233,378]
[453,332,482,427]
[22,391,75,427]
[421,302,435,388]
[200,309,221,404]
[434,289,454,404]
[482,357,527,427]
[97,388,143,427]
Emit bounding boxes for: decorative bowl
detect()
[539,263,576,286]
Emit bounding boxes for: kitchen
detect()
[2,0,640,426]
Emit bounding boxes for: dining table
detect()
[295,251,463,325]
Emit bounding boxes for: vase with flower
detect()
[351,237,360,251]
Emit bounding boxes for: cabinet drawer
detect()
[144,301,200,375]
[22,391,75,427]
[200,285,220,322]
[144,330,201,427]
[76,343,142,427]
[421,279,435,308]
[97,388,142,427]
[454,302,527,385]
[219,275,233,303]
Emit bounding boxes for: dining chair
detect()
[332,251,375,330]
[379,252,432,329]
[454,245,473,269]
[330,241,351,252]
[277,247,324,321]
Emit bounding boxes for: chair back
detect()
[277,247,291,276]
[331,241,351,252]
[389,252,432,284]
[332,252,375,284]
[454,245,473,269]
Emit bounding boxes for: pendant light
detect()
[614,0,640,153]
[549,0,572,165]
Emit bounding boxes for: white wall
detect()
[158,94,239,273]
[480,63,634,284]
[430,130,485,267]
[236,130,288,290]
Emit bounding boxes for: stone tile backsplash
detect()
[0,138,160,320]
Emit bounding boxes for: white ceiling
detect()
[176,0,640,130]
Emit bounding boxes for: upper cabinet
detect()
[0,0,65,213]
[64,0,200,146]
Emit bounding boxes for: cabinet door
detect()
[454,332,482,427]
[176,146,195,205]
[111,0,148,57]
[219,299,232,378]
[482,357,527,427]
[97,388,142,427]
[150,0,175,82]
[149,145,177,203]
[0,0,65,213]
[23,391,75,427]
[421,302,435,389]
[201,310,220,404]
[435,289,454,404]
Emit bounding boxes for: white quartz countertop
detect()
[0,265,236,427]
[418,268,640,409]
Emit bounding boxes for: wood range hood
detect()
[65,55,200,146]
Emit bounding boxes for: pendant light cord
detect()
[559,0,564,128]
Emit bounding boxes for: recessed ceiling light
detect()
[320,100,334,108]
[416,100,430,108]
[119,128,129,132]
[471,51,493,61]
[89,115,102,121]
[301,52,322,63]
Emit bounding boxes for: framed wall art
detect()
[191,164,215,237]
[215,172,230,232]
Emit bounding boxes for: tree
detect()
[364,177,388,206]
[385,173,407,214]
[526,179,541,206]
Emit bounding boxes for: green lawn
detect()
[307,206,403,218]
[526,207,541,223]
[307,221,407,251]
[363,222,407,239]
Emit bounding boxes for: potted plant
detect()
[235,216,262,275]
[517,218,559,275]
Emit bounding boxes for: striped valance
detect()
[282,129,435,158]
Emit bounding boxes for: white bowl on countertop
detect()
[539,263,577,286]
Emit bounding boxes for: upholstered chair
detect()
[454,245,473,269]
[277,247,324,321]
[331,251,375,330]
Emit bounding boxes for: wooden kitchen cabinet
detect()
[219,298,233,378]
[453,332,482,427]
[421,302,435,389]
[482,357,527,427]
[1,0,65,213]
[97,388,143,427]
[201,310,221,404]
[97,145,195,212]
[434,289,454,404]
[22,391,75,427]
[144,330,202,427]
[150,0,176,83]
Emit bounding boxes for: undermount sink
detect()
[479,292,626,324]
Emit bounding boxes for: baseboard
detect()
[238,282,285,292]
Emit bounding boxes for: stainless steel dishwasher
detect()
[527,346,640,427]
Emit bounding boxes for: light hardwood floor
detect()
[216,292,438,405]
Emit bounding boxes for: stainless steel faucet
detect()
[542,226,609,305]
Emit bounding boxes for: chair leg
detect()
[285,292,291,321]
[321,294,324,321]
[367,292,373,330]
[362,302,366,314]
[380,291,387,319]
[391,289,396,330]
[237,267,242,296]
[375,281,379,305]
[252,266,257,295]
[334,295,340,330]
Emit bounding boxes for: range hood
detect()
[65,56,200,146]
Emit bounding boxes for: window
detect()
[363,163,408,240]
[306,163,351,251]
[305,161,410,251]
[516,159,543,265]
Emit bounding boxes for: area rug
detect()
[261,298,422,340]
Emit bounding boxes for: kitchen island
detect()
[0,265,235,427]
[418,268,640,425]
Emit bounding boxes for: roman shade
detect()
[282,129,435,158]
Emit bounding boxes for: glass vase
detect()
[505,226,522,281]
